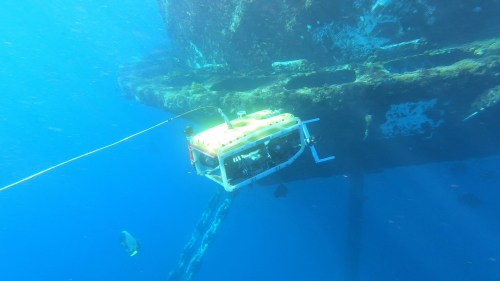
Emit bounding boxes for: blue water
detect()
[1,1,499,281]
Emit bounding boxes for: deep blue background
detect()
[1,1,499,281]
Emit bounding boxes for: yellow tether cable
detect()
[0,106,219,193]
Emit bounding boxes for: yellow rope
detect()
[0,106,218,193]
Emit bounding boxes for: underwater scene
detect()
[1,0,500,280]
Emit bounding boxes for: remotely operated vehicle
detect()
[184,110,335,192]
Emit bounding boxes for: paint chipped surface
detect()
[380,99,443,138]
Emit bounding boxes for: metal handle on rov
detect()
[302,118,335,163]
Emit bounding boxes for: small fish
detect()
[120,230,141,256]
[274,183,288,198]
[457,193,483,208]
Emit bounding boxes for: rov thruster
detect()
[184,110,335,192]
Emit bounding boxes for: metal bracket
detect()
[302,118,335,163]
